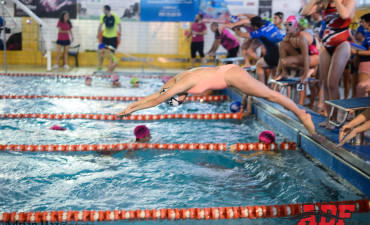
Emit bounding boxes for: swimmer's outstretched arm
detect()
[117,78,195,117]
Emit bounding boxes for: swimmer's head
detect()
[229,101,242,113]
[134,125,151,142]
[160,88,188,107]
[111,75,119,82]
[161,76,172,84]
[258,130,275,143]
[298,18,309,29]
[85,76,92,86]
[50,125,66,131]
[111,75,120,86]
[285,15,298,29]
[130,77,140,87]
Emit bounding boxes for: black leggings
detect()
[191,42,205,58]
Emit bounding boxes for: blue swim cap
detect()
[229,101,242,113]
[98,43,106,50]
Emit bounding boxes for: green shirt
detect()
[100,12,120,38]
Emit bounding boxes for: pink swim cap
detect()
[286,15,298,28]
[111,75,119,82]
[258,130,275,143]
[134,125,150,139]
[162,76,172,83]
[85,76,92,80]
[50,125,66,131]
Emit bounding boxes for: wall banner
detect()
[14,0,77,19]
[140,0,200,22]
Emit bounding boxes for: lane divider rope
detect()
[0,199,368,222]
[0,113,243,121]
[0,95,228,102]
[0,142,295,152]
[0,72,171,79]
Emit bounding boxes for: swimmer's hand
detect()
[229,144,237,153]
[116,108,132,118]
[299,77,308,85]
[337,124,355,147]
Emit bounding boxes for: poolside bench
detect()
[325,97,370,145]
[269,77,319,101]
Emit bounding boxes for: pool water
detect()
[0,74,367,224]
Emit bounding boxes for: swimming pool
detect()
[0,73,368,224]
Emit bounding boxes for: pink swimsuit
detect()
[186,64,237,95]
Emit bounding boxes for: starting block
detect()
[218,57,245,65]
[325,97,370,145]
[270,77,319,101]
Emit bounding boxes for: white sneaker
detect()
[52,64,59,69]
[64,64,70,69]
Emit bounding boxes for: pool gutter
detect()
[223,88,370,197]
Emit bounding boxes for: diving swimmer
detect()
[116,64,315,135]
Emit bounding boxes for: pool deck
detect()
[224,87,370,197]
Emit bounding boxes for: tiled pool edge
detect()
[223,88,370,197]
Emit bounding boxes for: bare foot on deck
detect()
[300,110,315,135]
[325,122,336,130]
[319,119,328,127]
[241,64,251,69]
[274,74,289,81]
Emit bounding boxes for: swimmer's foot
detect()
[300,110,315,135]
[274,74,289,81]
[241,64,251,69]
[318,119,329,127]
[325,123,336,130]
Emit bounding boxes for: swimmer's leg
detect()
[226,66,315,135]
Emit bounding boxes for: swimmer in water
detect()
[130,77,140,88]
[134,125,151,143]
[111,75,121,87]
[230,130,277,159]
[85,76,92,86]
[116,64,315,135]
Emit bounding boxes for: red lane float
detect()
[0,142,296,152]
[0,95,228,102]
[0,199,367,222]
[0,113,241,121]
[0,72,175,79]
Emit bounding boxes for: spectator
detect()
[97,5,121,70]
[338,108,370,146]
[275,15,319,106]
[311,12,326,41]
[98,43,118,74]
[302,0,356,130]
[186,14,207,68]
[353,13,370,97]
[233,13,264,69]
[53,11,73,69]
[223,16,284,83]
[298,18,315,36]
[274,12,286,35]
[208,22,240,61]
